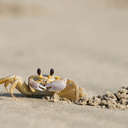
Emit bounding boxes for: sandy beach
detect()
[0,0,128,128]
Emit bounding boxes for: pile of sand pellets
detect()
[44,86,128,110]
[78,86,128,110]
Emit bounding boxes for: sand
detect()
[0,0,128,128]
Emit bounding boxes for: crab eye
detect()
[50,68,54,76]
[37,68,41,75]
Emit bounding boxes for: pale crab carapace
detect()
[0,68,85,102]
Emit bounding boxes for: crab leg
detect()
[75,83,79,101]
[56,80,79,101]
[0,74,15,84]
[10,80,18,97]
[0,74,16,92]
[4,81,10,92]
[44,79,81,102]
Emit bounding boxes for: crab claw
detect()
[29,79,46,91]
[45,79,67,92]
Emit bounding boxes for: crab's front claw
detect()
[29,79,46,92]
[45,79,67,92]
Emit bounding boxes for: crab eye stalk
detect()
[50,68,54,76]
[37,68,41,75]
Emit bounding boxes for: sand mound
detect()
[77,86,128,110]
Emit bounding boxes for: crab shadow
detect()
[0,93,43,99]
[0,93,24,97]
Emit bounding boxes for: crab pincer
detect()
[45,79,67,92]
[29,79,46,92]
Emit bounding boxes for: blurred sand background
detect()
[0,0,128,128]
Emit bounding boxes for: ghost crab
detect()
[0,68,85,102]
